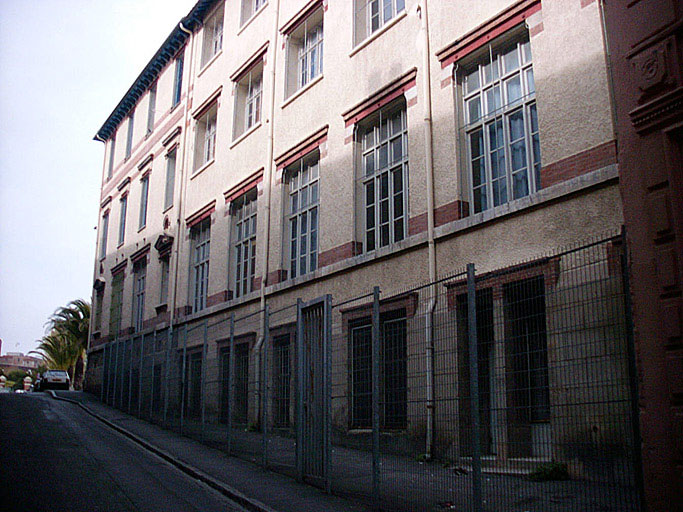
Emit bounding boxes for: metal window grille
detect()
[360,105,408,251]
[463,38,540,213]
[272,334,292,427]
[133,258,146,333]
[191,218,210,312]
[164,148,176,210]
[139,176,149,229]
[298,22,323,89]
[118,195,127,246]
[232,190,257,298]
[220,342,250,424]
[287,155,319,278]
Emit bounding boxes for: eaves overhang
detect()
[93,0,220,142]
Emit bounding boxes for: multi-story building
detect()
[86,1,656,510]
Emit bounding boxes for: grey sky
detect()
[0,0,193,356]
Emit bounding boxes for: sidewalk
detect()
[52,391,371,512]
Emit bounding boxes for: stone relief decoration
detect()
[629,36,678,101]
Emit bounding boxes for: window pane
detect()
[521,40,532,63]
[503,45,519,72]
[364,152,375,176]
[513,170,529,198]
[378,143,388,169]
[483,58,499,84]
[394,217,404,242]
[467,96,481,123]
[511,140,527,171]
[383,0,392,23]
[526,68,535,95]
[505,74,522,105]
[474,186,487,213]
[509,109,525,141]
[486,86,501,115]
[391,137,403,163]
[465,68,480,94]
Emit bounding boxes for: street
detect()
[0,392,246,511]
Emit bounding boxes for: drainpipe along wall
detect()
[254,0,281,423]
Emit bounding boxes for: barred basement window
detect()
[285,152,319,279]
[190,218,210,313]
[461,36,540,214]
[272,334,292,427]
[219,342,250,424]
[358,101,408,252]
[133,258,146,333]
[231,190,257,298]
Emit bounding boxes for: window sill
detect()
[117,242,124,249]
[155,303,168,314]
[350,11,407,58]
[238,3,268,35]
[191,159,215,180]
[162,204,174,215]
[230,122,262,149]
[137,224,146,233]
[282,74,324,109]
[198,50,223,78]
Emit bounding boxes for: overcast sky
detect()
[0,0,194,356]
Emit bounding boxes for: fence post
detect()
[180,325,188,435]
[467,263,483,512]
[324,294,332,494]
[227,313,235,455]
[201,320,208,439]
[114,340,120,408]
[261,305,270,468]
[128,338,134,414]
[163,329,171,426]
[372,286,381,507]
[619,230,645,511]
[149,332,155,422]
[296,298,304,482]
[139,333,145,417]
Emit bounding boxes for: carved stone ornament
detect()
[629,37,676,100]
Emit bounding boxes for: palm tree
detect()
[32,300,91,389]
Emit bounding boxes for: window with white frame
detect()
[190,218,211,313]
[231,190,257,298]
[147,83,157,134]
[118,195,127,246]
[107,136,116,181]
[164,148,177,210]
[284,8,323,98]
[233,63,262,140]
[358,101,408,252]
[194,103,218,171]
[139,175,149,229]
[285,153,319,279]
[461,36,540,214]
[100,212,109,260]
[353,0,405,46]
[201,4,224,67]
[172,54,184,107]
[133,257,146,332]
[125,113,134,159]
[240,0,267,26]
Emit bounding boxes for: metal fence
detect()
[96,233,642,511]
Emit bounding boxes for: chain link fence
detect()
[96,233,641,511]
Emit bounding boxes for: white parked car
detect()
[39,370,70,391]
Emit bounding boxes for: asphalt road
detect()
[0,392,246,512]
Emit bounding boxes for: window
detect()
[147,84,157,134]
[172,55,184,107]
[240,0,266,25]
[233,63,262,140]
[461,37,540,214]
[107,137,116,181]
[194,104,217,170]
[125,113,134,159]
[159,255,170,304]
[139,175,149,229]
[201,5,224,67]
[219,342,250,424]
[94,288,104,332]
[272,333,292,427]
[231,190,257,298]
[118,195,127,246]
[164,148,176,210]
[99,212,109,260]
[358,102,408,252]
[349,310,407,430]
[353,0,405,46]
[190,218,210,313]
[284,8,323,98]
[109,272,124,337]
[285,153,319,278]
[133,258,146,332]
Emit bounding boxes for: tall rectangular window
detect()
[94,288,104,332]
[231,190,257,298]
[285,8,323,98]
[107,136,116,181]
[462,37,540,214]
[359,102,408,252]
[139,175,149,229]
[172,55,184,107]
[133,258,147,332]
[190,218,210,312]
[125,113,134,159]
[240,0,267,25]
[233,62,263,140]
[109,272,124,338]
[286,153,319,279]
[353,0,405,46]
[147,84,157,134]
[194,103,217,171]
[159,256,170,303]
[272,334,292,427]
[118,195,127,246]
[201,5,224,67]
[99,212,109,260]
[164,148,176,210]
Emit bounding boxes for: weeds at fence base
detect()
[528,461,570,481]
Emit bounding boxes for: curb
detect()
[48,391,279,512]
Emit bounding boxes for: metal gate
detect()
[296,295,331,490]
